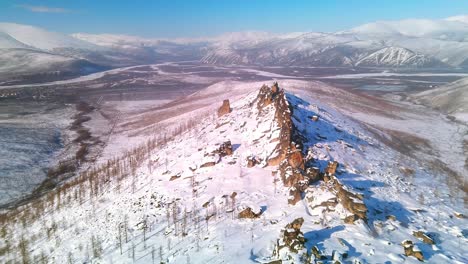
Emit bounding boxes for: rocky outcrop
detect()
[331,176,367,223]
[255,83,293,167]
[218,99,231,117]
[255,83,311,205]
[200,161,216,168]
[306,175,367,224]
[238,207,262,219]
[413,231,435,245]
[273,218,308,257]
[324,161,339,176]
[265,217,313,263]
[402,240,424,262]
[304,167,321,183]
[246,155,260,168]
[288,187,303,205]
[254,83,366,217]
[214,140,233,157]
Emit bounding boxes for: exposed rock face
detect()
[238,207,261,219]
[306,175,367,224]
[246,155,259,168]
[271,82,279,94]
[332,176,367,222]
[325,161,339,176]
[215,140,233,156]
[288,187,302,205]
[200,161,216,168]
[255,84,292,167]
[255,83,313,206]
[288,148,305,169]
[305,167,321,183]
[254,83,365,216]
[402,240,424,261]
[217,99,231,117]
[273,218,307,256]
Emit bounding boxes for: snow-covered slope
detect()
[0,81,466,263]
[413,77,468,122]
[0,23,98,51]
[355,47,445,68]
[201,16,468,68]
[0,48,76,72]
[347,18,468,41]
[71,33,167,49]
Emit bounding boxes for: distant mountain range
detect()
[2,16,468,82]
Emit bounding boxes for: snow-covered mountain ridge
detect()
[0,81,465,263]
[2,15,468,81]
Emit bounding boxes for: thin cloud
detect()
[17,4,70,13]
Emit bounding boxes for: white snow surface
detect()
[0,22,98,51]
[1,80,466,263]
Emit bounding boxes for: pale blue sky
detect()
[1,0,467,37]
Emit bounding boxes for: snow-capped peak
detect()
[444,14,468,24]
[0,22,99,51]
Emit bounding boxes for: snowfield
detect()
[0,80,466,263]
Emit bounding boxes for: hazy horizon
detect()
[1,0,468,38]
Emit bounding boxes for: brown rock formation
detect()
[332,176,367,222]
[218,99,231,117]
[169,174,181,181]
[277,218,306,253]
[215,140,233,156]
[402,240,424,261]
[288,187,302,205]
[278,161,305,187]
[307,176,367,224]
[255,83,313,206]
[325,161,339,175]
[200,161,216,168]
[288,149,305,169]
[247,156,259,168]
[271,82,280,94]
[238,207,261,219]
[413,231,435,245]
[305,167,321,183]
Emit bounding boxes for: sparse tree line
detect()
[0,110,216,263]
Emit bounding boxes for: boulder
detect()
[217,99,231,117]
[169,174,181,181]
[217,140,233,156]
[200,161,216,168]
[306,176,367,224]
[333,179,367,222]
[279,164,305,187]
[311,246,325,260]
[413,231,435,245]
[247,155,259,168]
[288,187,302,205]
[454,212,465,218]
[280,218,306,253]
[287,150,304,170]
[288,217,304,231]
[402,240,424,262]
[305,167,321,183]
[238,207,261,219]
